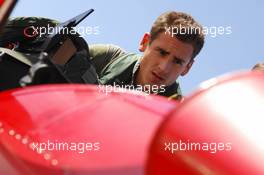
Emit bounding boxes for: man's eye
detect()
[173,59,183,65]
[159,49,167,56]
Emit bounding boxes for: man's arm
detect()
[89,44,126,75]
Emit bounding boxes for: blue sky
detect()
[10,0,264,95]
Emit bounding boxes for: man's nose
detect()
[158,59,171,74]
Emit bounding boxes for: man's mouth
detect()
[152,71,165,82]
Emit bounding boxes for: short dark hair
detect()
[252,63,264,71]
[150,11,205,59]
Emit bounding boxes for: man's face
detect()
[136,32,194,88]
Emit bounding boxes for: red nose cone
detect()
[0,84,176,175]
[146,72,264,175]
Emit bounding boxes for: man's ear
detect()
[139,33,150,52]
[181,59,194,76]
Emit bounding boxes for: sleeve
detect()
[89,44,126,74]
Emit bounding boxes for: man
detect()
[89,11,205,100]
[252,63,264,72]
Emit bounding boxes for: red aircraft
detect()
[1,72,264,175]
